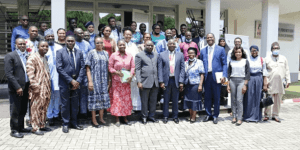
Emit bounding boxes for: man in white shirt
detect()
[108,17,120,43]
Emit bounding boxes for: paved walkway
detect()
[0,103,300,150]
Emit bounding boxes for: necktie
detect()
[169,52,174,74]
[69,49,76,70]
[208,47,212,70]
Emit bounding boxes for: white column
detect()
[93,1,99,34]
[51,0,66,40]
[149,4,154,34]
[261,0,279,57]
[205,0,220,42]
[176,5,186,30]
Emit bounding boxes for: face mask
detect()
[185,39,192,43]
[272,50,279,56]
[89,32,94,36]
[154,32,160,35]
[189,58,196,62]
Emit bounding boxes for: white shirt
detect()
[67,48,76,69]
[109,28,119,43]
[227,48,250,67]
[207,44,215,72]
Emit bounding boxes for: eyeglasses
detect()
[18,43,26,45]
[155,28,160,29]
[22,19,28,22]
[272,48,280,50]
[96,42,103,44]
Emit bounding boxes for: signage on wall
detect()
[255,20,295,41]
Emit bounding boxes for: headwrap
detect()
[44,28,54,36]
[249,45,259,51]
[85,21,94,28]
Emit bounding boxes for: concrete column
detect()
[176,5,186,30]
[51,0,66,40]
[17,0,29,17]
[93,1,99,34]
[149,4,154,33]
[205,0,220,42]
[261,0,279,57]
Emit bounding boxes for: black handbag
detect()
[260,92,274,108]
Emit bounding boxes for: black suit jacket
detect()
[4,51,27,92]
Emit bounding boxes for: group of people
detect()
[5,15,290,138]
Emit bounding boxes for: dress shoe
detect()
[122,120,131,126]
[48,118,54,126]
[203,116,213,122]
[236,120,242,126]
[213,118,218,124]
[173,118,179,124]
[62,126,69,133]
[163,117,168,124]
[190,119,196,124]
[10,131,23,138]
[272,117,281,123]
[40,127,52,131]
[91,121,101,128]
[70,125,83,130]
[115,122,120,127]
[32,130,44,135]
[147,117,159,123]
[99,121,109,126]
[20,128,31,133]
[141,118,147,124]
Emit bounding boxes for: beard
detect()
[47,40,54,46]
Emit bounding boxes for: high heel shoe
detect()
[190,119,196,124]
[99,120,109,126]
[91,121,101,128]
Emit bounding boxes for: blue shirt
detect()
[151,34,165,46]
[156,39,180,54]
[11,26,29,51]
[131,32,142,44]
[184,59,205,85]
[75,40,93,60]
[45,44,62,91]
[16,49,29,82]
[89,33,96,49]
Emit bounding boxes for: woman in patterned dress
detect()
[86,37,111,128]
[108,40,135,127]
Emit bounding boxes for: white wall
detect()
[227,4,300,81]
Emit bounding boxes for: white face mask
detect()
[272,50,279,56]
[89,32,94,36]
[189,58,196,62]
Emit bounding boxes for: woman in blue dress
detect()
[183,47,205,123]
[130,21,142,44]
[243,45,268,123]
[86,36,111,128]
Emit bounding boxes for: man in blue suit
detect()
[158,39,185,124]
[56,35,85,133]
[199,33,227,124]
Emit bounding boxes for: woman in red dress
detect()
[102,26,116,57]
[108,40,135,127]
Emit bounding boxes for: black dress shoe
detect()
[40,127,52,131]
[173,118,179,124]
[122,121,131,126]
[32,130,44,135]
[20,128,31,133]
[10,131,23,138]
[147,117,159,123]
[163,117,168,124]
[48,118,54,126]
[213,118,218,124]
[141,118,147,124]
[203,116,213,122]
[272,117,281,123]
[70,125,83,130]
[62,126,69,133]
[190,119,196,124]
[91,121,101,128]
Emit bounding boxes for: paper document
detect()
[120,69,131,83]
[215,72,223,84]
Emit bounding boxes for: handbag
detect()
[260,91,274,108]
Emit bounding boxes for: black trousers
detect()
[9,82,29,132]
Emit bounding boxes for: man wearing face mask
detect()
[11,15,29,51]
[156,29,180,54]
[179,31,199,61]
[25,26,39,54]
[5,38,31,138]
[193,28,207,50]
[66,18,77,36]
[264,42,290,123]
[227,37,250,65]
[85,21,96,49]
[44,29,63,126]
[56,35,85,133]
[74,28,92,120]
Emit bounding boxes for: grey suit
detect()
[135,50,159,118]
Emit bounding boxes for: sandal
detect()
[263,117,269,121]
[231,118,237,124]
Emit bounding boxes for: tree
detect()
[99,13,121,26]
[66,11,93,31]
[164,17,175,30]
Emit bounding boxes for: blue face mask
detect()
[185,39,192,43]
[272,50,279,56]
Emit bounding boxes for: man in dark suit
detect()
[158,39,185,124]
[5,38,31,138]
[56,35,85,133]
[200,33,227,124]
[135,41,159,124]
[193,28,207,51]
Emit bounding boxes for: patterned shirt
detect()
[25,38,38,54]
[156,39,180,54]
[131,32,142,44]
[179,42,200,61]
[75,40,93,60]
[184,59,205,85]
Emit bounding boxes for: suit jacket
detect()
[4,51,27,92]
[193,36,207,50]
[56,47,85,92]
[26,52,51,99]
[199,45,227,82]
[157,50,185,88]
[135,50,159,88]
